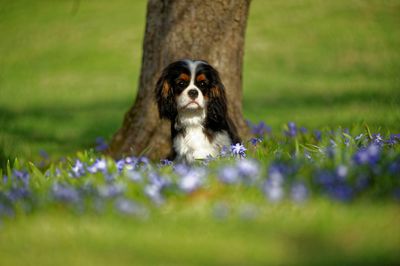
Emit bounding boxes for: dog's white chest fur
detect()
[174,111,231,163]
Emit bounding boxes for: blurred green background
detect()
[0,0,399,160]
[0,1,400,265]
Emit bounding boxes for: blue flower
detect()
[6,186,30,202]
[144,172,170,204]
[87,159,107,174]
[98,183,125,198]
[52,183,80,203]
[249,121,271,136]
[263,179,284,202]
[386,134,400,146]
[178,167,206,193]
[236,159,260,183]
[160,159,173,166]
[372,134,384,146]
[263,165,285,202]
[353,144,380,166]
[231,143,247,158]
[115,159,125,172]
[291,182,308,202]
[95,137,108,152]
[300,127,308,134]
[12,170,30,186]
[249,137,263,146]
[314,130,322,142]
[115,198,147,216]
[327,184,354,202]
[126,170,143,182]
[285,122,297,137]
[219,145,231,157]
[336,165,348,181]
[218,166,240,184]
[71,160,85,177]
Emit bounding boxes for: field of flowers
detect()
[1,122,399,219]
[1,121,400,265]
[0,122,400,217]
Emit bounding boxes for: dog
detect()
[155,59,241,163]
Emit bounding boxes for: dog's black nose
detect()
[188,89,199,99]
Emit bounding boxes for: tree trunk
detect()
[108,0,251,160]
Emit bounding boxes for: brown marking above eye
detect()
[196,73,207,82]
[178,73,190,81]
[161,81,170,97]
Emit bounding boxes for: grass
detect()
[0,0,399,160]
[0,1,400,265]
[1,201,399,266]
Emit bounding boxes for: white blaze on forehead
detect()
[183,59,205,86]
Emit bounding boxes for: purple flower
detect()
[314,130,322,142]
[336,165,348,181]
[249,137,263,146]
[95,137,108,152]
[98,183,125,198]
[12,170,30,186]
[52,183,80,203]
[126,170,143,182]
[327,184,354,202]
[115,159,125,172]
[263,165,285,202]
[314,170,336,187]
[178,167,206,193]
[71,160,85,177]
[219,145,231,157]
[386,134,400,146]
[236,159,260,181]
[285,122,297,137]
[144,172,170,204]
[263,179,284,202]
[218,166,240,184]
[160,159,174,166]
[6,186,30,202]
[250,121,271,136]
[353,144,380,165]
[372,134,384,146]
[87,159,107,174]
[291,182,308,202]
[355,175,370,191]
[39,150,49,159]
[300,127,308,134]
[115,198,146,216]
[231,143,247,158]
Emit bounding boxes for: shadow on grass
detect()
[0,99,132,162]
[244,88,399,109]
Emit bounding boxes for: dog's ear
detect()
[155,71,177,120]
[207,72,228,124]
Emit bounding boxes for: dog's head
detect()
[155,59,227,122]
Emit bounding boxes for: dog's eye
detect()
[176,80,187,87]
[198,81,207,88]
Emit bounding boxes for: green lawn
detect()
[1,1,400,265]
[1,201,399,266]
[0,0,399,160]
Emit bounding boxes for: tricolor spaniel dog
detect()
[155,59,241,163]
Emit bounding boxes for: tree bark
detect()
[108,0,251,160]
